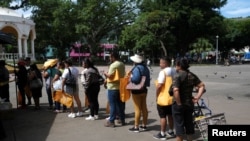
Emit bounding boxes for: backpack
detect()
[65,68,76,86]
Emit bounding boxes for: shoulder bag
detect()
[30,71,43,89]
[155,71,173,106]
[126,66,146,90]
[65,68,76,86]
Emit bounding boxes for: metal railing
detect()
[0,53,32,61]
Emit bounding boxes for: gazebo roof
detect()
[0,7,22,17]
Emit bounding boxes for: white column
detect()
[23,38,28,58]
[18,38,22,58]
[31,39,35,60]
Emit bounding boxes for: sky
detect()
[220,0,250,18]
[14,0,250,18]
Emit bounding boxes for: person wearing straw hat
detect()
[128,54,150,133]
[42,59,58,110]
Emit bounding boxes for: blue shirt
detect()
[130,64,150,87]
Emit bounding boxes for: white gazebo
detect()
[0,7,36,61]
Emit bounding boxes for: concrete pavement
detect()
[1,64,250,141]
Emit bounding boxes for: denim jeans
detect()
[46,84,53,107]
[55,101,66,111]
[107,89,125,123]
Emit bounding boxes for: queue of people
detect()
[2,53,205,141]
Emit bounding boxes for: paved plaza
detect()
[1,64,250,141]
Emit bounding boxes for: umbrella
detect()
[43,59,58,70]
[0,31,15,45]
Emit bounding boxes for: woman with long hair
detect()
[82,58,101,120]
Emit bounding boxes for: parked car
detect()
[241,52,250,64]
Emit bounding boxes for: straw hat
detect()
[43,59,58,70]
[130,54,144,63]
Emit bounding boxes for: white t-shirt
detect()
[62,67,79,83]
[157,67,176,84]
[62,67,79,94]
[80,68,87,84]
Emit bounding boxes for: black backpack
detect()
[65,68,76,86]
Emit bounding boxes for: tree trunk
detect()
[160,40,167,56]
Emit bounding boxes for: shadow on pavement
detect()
[1,104,57,141]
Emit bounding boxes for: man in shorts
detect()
[154,57,176,140]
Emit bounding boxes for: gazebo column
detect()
[23,37,28,58]
[31,39,35,60]
[18,37,22,58]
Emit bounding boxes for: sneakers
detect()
[94,115,99,120]
[68,113,76,118]
[116,119,126,126]
[105,116,110,120]
[153,132,167,140]
[104,121,115,128]
[84,109,90,113]
[128,127,139,133]
[54,110,63,113]
[85,115,95,120]
[76,112,84,117]
[139,125,147,131]
[166,131,176,138]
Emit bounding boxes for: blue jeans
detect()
[55,102,67,111]
[107,89,125,123]
[46,84,53,107]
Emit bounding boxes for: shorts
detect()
[172,102,195,136]
[157,104,172,118]
[65,84,79,95]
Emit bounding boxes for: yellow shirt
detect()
[107,61,125,90]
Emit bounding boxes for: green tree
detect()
[119,10,174,57]
[222,18,250,52]
[0,0,29,9]
[136,0,227,56]
[30,0,80,60]
[190,38,213,53]
[75,0,136,57]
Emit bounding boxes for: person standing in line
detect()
[15,60,28,109]
[28,63,43,110]
[153,57,176,140]
[52,61,67,113]
[0,60,10,102]
[42,60,57,110]
[80,61,90,113]
[104,51,126,127]
[172,58,205,141]
[128,54,150,133]
[0,61,8,139]
[61,58,83,118]
[82,58,101,120]
[24,57,32,105]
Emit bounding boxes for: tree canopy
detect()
[1,0,250,61]
[121,0,227,57]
